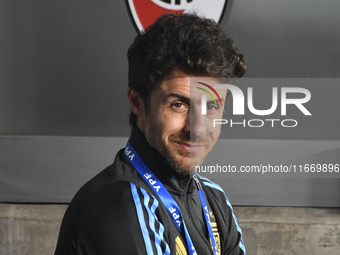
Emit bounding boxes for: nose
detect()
[184,106,206,139]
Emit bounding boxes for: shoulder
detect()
[72,181,149,254]
[55,180,144,254]
[197,174,226,198]
[78,181,142,234]
[77,182,172,255]
[197,174,235,217]
[56,150,172,254]
[69,149,140,210]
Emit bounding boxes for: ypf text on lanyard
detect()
[124,141,218,255]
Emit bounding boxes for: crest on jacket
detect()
[127,0,228,32]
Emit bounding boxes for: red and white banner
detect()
[127,0,227,32]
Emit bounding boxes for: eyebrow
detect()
[165,93,190,104]
[165,93,226,106]
[207,98,225,105]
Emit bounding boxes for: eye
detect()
[207,104,218,111]
[170,101,188,112]
[172,102,184,108]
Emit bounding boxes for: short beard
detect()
[166,155,191,176]
[164,133,193,176]
[164,142,207,176]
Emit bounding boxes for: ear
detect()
[127,89,146,130]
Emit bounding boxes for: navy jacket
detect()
[55,126,245,255]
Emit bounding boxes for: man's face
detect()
[140,71,228,175]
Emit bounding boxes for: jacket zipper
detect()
[184,173,214,255]
[192,173,202,190]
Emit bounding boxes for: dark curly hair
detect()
[127,13,246,126]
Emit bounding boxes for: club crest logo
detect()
[127,0,228,32]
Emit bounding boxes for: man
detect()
[55,13,246,255]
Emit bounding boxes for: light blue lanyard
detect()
[125,141,218,255]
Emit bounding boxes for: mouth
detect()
[174,141,202,153]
